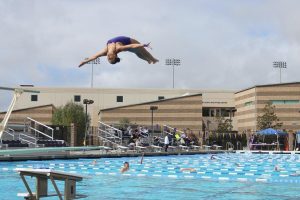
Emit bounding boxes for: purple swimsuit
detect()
[107,36,131,45]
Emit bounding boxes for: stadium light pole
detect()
[273,61,287,83]
[165,59,181,88]
[85,57,100,88]
[83,99,94,146]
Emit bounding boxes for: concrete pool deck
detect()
[0,148,229,161]
[1,147,300,162]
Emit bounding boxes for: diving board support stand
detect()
[17,168,86,200]
[0,87,39,140]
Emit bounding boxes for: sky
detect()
[1,0,300,110]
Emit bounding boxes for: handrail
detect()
[25,117,53,140]
[19,133,37,145]
[28,127,53,140]
[27,117,54,131]
[97,135,120,147]
[226,142,234,150]
[3,128,15,140]
[98,128,122,140]
[163,125,184,135]
[98,121,123,145]
[99,121,122,133]
[236,141,242,150]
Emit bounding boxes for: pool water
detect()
[1,153,300,200]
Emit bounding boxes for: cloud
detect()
[0,0,300,110]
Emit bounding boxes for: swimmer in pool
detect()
[274,165,281,172]
[91,160,97,165]
[140,153,144,164]
[210,155,217,160]
[290,171,300,177]
[79,36,159,66]
[180,168,196,172]
[120,162,130,173]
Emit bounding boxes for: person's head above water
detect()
[107,53,120,64]
[124,162,129,168]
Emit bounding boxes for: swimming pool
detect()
[1,153,300,199]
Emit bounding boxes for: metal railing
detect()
[19,133,37,145]
[2,128,16,140]
[163,125,184,136]
[236,141,242,150]
[226,142,234,150]
[98,121,123,146]
[24,117,54,141]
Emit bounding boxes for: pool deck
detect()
[1,148,300,162]
[0,148,229,161]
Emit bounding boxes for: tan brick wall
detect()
[100,94,203,131]
[235,83,300,133]
[0,105,54,125]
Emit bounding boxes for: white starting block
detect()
[150,145,162,152]
[191,145,202,150]
[179,145,189,151]
[136,145,147,152]
[203,145,212,150]
[17,168,87,200]
[117,145,129,152]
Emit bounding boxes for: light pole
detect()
[83,99,94,146]
[273,61,287,83]
[165,59,181,88]
[150,106,158,136]
[85,57,100,88]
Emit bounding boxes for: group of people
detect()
[120,126,150,149]
[163,128,200,152]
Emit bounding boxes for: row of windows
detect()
[30,95,165,103]
[271,100,300,105]
[243,100,300,106]
[202,108,235,117]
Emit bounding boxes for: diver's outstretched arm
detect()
[78,47,108,67]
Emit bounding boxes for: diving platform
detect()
[17,168,87,200]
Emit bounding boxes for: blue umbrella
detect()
[257,128,287,136]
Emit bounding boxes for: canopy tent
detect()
[256,128,287,150]
[257,128,287,136]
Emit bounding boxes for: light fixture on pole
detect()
[150,106,158,136]
[85,57,100,88]
[273,61,287,83]
[165,59,181,88]
[83,99,94,146]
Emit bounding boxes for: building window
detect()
[271,100,300,105]
[203,108,209,117]
[244,101,254,106]
[158,96,165,100]
[74,95,81,102]
[31,95,38,102]
[117,96,123,102]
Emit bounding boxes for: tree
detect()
[52,102,88,145]
[257,102,283,130]
[118,117,131,129]
[216,116,232,133]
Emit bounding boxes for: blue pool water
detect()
[1,153,300,199]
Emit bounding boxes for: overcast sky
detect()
[1,0,300,110]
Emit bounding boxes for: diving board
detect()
[17,168,87,200]
[0,86,40,139]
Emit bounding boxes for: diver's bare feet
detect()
[153,59,159,64]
